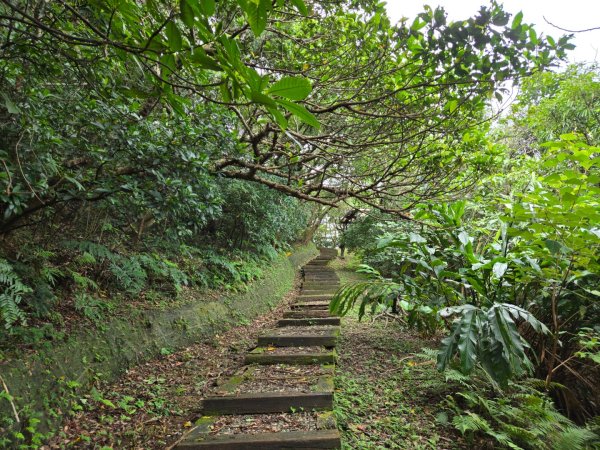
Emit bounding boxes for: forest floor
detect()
[42,256,468,449]
[44,277,303,449]
[330,257,468,449]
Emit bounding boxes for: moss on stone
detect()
[0,243,317,436]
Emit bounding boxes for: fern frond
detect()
[0,258,31,329]
[551,427,599,450]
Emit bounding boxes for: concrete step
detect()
[293,301,331,308]
[257,327,339,347]
[301,290,338,296]
[278,317,340,327]
[245,347,336,365]
[176,429,341,449]
[283,310,338,319]
[302,284,340,289]
[296,294,333,301]
[203,391,333,415]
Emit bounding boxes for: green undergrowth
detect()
[0,243,317,449]
[333,254,462,448]
[334,311,465,449]
[0,243,298,358]
[332,257,599,449]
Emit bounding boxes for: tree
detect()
[0,0,573,228]
[498,64,600,154]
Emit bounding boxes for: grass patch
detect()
[333,256,466,449]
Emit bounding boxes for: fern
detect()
[109,258,146,294]
[136,254,188,293]
[73,293,112,325]
[552,427,599,450]
[0,258,31,329]
[445,374,599,449]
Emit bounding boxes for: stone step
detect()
[245,347,336,365]
[291,302,330,310]
[303,272,338,276]
[302,272,336,276]
[278,317,340,327]
[283,310,337,319]
[301,290,338,296]
[301,281,340,291]
[257,327,339,347]
[296,294,333,301]
[176,429,341,449]
[303,274,337,278]
[304,270,337,273]
[203,391,333,415]
[303,280,338,284]
[302,284,340,290]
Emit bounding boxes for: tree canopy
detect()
[1,0,573,229]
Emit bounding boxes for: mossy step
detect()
[296,294,333,301]
[176,429,341,449]
[293,300,331,306]
[203,391,333,415]
[303,280,339,283]
[245,347,336,365]
[301,289,338,293]
[291,303,330,310]
[283,310,337,319]
[303,274,338,278]
[257,328,339,347]
[302,285,340,290]
[303,273,338,276]
[203,363,334,415]
[278,317,340,327]
[304,273,340,282]
[303,268,336,272]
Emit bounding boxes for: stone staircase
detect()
[175,248,342,449]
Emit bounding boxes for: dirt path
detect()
[46,254,467,449]
[45,277,303,449]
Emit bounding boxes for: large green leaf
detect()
[289,0,308,15]
[267,77,312,100]
[238,0,269,36]
[487,304,529,379]
[457,308,480,373]
[180,0,195,28]
[276,99,320,129]
[166,21,183,52]
[199,0,216,16]
[437,318,463,371]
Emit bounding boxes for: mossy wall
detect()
[0,243,317,433]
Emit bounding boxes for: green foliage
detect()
[73,293,114,326]
[506,64,600,149]
[338,139,599,391]
[442,371,598,450]
[437,303,548,386]
[0,258,31,328]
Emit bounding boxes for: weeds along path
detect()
[47,258,320,448]
[331,257,469,449]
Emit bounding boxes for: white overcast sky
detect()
[385,1,600,64]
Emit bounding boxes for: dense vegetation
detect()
[331,65,600,447]
[0,0,598,448]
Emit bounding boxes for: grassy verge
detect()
[332,255,467,449]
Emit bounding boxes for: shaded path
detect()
[174,248,342,449]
